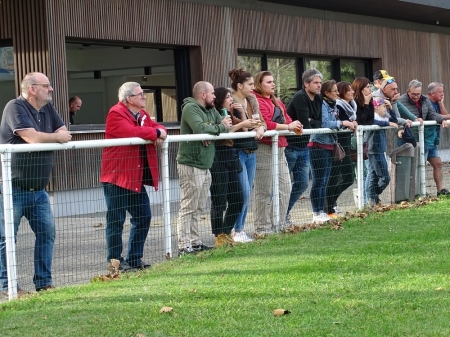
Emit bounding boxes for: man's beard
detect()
[205,101,215,109]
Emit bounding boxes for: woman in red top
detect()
[253,71,302,234]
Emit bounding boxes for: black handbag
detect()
[272,106,285,124]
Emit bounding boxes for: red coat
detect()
[253,91,292,147]
[100,101,166,192]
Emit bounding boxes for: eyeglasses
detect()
[32,83,52,88]
[129,92,146,98]
[382,79,396,89]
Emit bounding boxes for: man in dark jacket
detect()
[399,79,449,196]
[285,69,323,224]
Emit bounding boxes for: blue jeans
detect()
[103,183,152,267]
[366,153,390,203]
[285,145,310,215]
[0,186,56,291]
[234,150,256,233]
[309,147,333,214]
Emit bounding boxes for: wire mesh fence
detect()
[1,123,449,299]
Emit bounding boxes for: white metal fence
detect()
[0,121,444,300]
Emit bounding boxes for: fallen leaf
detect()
[190,288,197,293]
[435,287,443,291]
[93,222,103,228]
[137,334,147,337]
[273,309,291,316]
[159,306,173,313]
[165,252,171,260]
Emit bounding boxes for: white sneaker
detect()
[233,231,254,243]
[312,213,330,224]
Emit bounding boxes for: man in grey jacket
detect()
[398,79,449,196]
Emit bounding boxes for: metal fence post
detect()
[271,133,280,232]
[1,151,18,300]
[418,123,426,196]
[160,141,172,258]
[356,126,365,210]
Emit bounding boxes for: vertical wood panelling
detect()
[3,0,450,191]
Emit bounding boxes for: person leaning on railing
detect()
[252,71,302,234]
[228,68,266,243]
[324,81,358,218]
[176,81,233,255]
[209,87,261,247]
[0,72,72,296]
[308,80,355,224]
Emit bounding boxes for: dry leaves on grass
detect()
[91,259,121,282]
[273,309,291,316]
[159,306,173,313]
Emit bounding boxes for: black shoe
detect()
[36,285,55,292]
[192,243,213,252]
[128,262,151,270]
[178,247,195,256]
[118,261,133,272]
[437,189,450,196]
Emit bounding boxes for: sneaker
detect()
[36,285,55,292]
[327,213,340,219]
[128,262,151,270]
[312,213,330,224]
[333,206,344,216]
[233,231,254,243]
[178,246,195,256]
[192,243,213,252]
[437,189,450,196]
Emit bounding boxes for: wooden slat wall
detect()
[3,0,450,191]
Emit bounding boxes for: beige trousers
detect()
[253,144,292,233]
[176,163,211,249]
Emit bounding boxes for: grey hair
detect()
[302,69,323,88]
[427,82,444,94]
[20,72,39,96]
[408,79,422,89]
[118,82,141,103]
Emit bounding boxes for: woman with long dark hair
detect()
[253,71,302,234]
[309,80,354,223]
[210,87,256,246]
[324,81,358,217]
[228,68,266,243]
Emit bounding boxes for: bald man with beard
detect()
[176,81,232,255]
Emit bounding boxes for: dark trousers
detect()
[210,146,244,236]
[325,134,354,213]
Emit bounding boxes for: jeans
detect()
[0,186,56,291]
[366,153,390,203]
[285,145,310,215]
[103,183,152,267]
[310,147,333,214]
[210,147,244,236]
[234,150,256,233]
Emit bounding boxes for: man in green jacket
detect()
[176,81,232,255]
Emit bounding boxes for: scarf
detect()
[323,96,336,108]
[336,99,357,121]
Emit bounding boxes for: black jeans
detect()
[210,146,243,236]
[324,134,354,214]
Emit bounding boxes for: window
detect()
[340,59,369,83]
[268,56,297,105]
[66,42,190,127]
[305,59,333,81]
[0,43,15,119]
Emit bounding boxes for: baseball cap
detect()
[373,70,394,81]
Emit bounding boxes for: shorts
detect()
[424,144,439,160]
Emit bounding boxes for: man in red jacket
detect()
[100,82,167,271]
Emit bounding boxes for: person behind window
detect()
[253,71,302,234]
[324,81,358,217]
[228,68,266,243]
[68,96,82,125]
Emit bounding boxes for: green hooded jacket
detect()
[176,97,229,169]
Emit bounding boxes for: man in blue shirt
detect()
[0,72,71,296]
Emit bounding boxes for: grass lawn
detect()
[1,198,450,337]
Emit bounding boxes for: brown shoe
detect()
[36,285,55,292]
